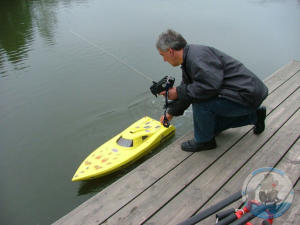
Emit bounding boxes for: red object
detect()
[234,202,273,225]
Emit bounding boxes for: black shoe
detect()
[181,139,216,152]
[254,106,266,135]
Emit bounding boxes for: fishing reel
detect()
[150,76,175,97]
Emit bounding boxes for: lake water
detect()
[0,0,299,224]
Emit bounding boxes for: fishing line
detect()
[69,30,154,82]
[69,29,158,121]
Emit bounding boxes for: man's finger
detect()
[159,91,166,96]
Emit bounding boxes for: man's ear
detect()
[169,48,174,55]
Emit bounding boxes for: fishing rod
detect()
[178,168,294,225]
[69,30,175,127]
[177,191,243,225]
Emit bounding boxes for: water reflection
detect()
[31,0,59,46]
[0,1,33,75]
[0,0,84,76]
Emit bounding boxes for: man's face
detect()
[159,48,180,67]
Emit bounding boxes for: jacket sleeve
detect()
[166,98,191,116]
[165,79,190,116]
[179,48,225,102]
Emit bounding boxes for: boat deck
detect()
[53,61,300,225]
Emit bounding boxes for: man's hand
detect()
[160,113,173,124]
[159,87,178,100]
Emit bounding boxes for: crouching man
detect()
[157,29,268,152]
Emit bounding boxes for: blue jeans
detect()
[192,98,257,143]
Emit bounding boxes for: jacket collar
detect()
[181,44,190,70]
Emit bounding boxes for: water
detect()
[0,0,299,224]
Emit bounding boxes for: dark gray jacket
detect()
[168,44,268,116]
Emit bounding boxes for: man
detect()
[156,29,268,152]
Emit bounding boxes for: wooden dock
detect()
[53,61,300,225]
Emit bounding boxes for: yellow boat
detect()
[72,116,175,182]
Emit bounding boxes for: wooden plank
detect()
[264,60,300,93]
[274,139,300,225]
[275,180,300,225]
[99,67,300,225]
[143,92,299,225]
[102,86,300,224]
[266,71,299,112]
[53,134,194,225]
[195,118,300,225]
[101,129,247,225]
[53,61,300,225]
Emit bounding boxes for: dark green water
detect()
[0,0,299,224]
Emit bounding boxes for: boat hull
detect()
[72,116,175,181]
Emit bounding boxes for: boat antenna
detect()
[70,30,154,82]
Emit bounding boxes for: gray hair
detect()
[156,29,187,51]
